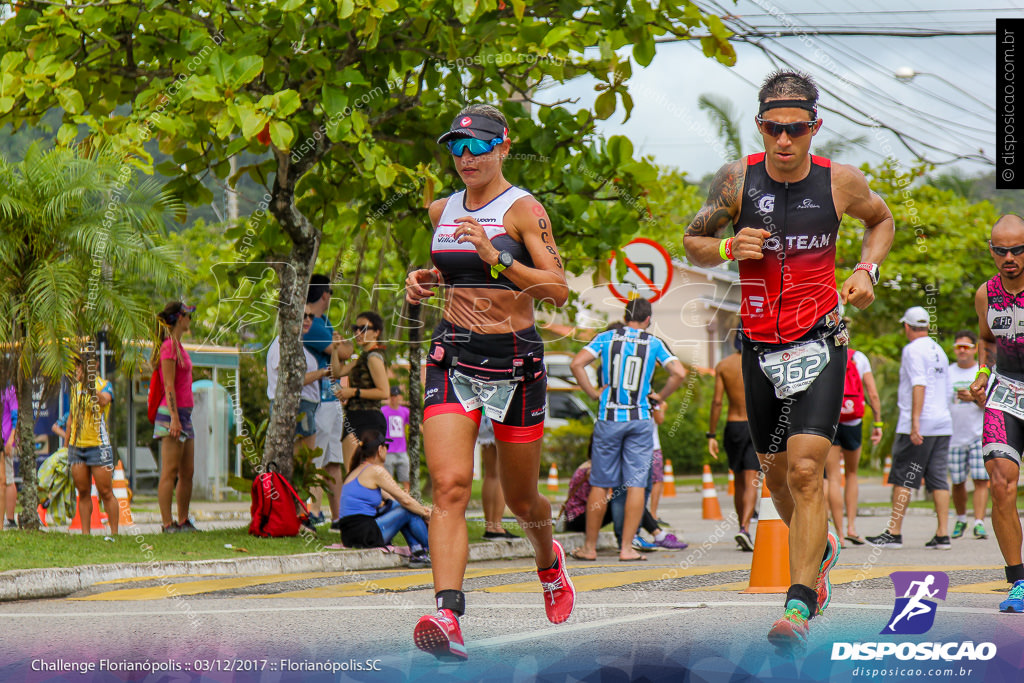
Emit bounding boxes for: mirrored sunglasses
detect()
[989,241,1024,257]
[954,344,975,350]
[756,116,818,138]
[446,136,504,157]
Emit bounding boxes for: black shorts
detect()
[741,332,847,455]
[723,421,760,473]
[423,320,547,443]
[833,422,863,451]
[344,409,387,440]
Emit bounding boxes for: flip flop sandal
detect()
[845,535,866,546]
[619,555,648,562]
[570,548,597,561]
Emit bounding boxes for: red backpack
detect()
[147,367,163,424]
[840,348,865,421]
[249,465,311,538]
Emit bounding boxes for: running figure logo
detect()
[881,571,949,635]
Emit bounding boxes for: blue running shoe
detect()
[632,535,658,552]
[815,529,841,614]
[1000,580,1024,613]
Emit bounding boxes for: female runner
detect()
[405,104,574,661]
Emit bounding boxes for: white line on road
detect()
[0,601,997,619]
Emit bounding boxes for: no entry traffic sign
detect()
[607,237,673,304]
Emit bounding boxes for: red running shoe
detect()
[537,539,576,624]
[815,529,841,614]
[767,600,810,654]
[414,608,467,662]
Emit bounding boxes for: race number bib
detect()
[987,375,1024,421]
[758,340,830,399]
[450,370,520,423]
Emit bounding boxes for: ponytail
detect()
[349,429,388,470]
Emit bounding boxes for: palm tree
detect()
[0,142,185,529]
[698,94,744,162]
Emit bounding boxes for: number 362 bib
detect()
[758,340,831,399]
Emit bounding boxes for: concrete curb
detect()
[0,532,618,603]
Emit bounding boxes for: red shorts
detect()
[423,321,546,444]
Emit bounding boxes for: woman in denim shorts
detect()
[52,352,118,535]
[153,301,197,534]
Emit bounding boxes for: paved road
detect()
[3,503,1024,682]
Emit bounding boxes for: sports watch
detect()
[490,250,514,279]
[854,262,880,285]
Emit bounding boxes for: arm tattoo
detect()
[685,161,743,238]
[538,218,563,270]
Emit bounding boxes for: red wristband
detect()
[724,237,734,261]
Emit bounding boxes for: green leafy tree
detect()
[0,142,183,529]
[836,160,1002,359]
[0,0,734,479]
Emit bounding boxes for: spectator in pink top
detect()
[152,301,197,534]
[1,385,18,529]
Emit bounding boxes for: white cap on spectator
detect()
[899,306,930,327]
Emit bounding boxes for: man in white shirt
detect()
[948,330,989,541]
[267,303,330,458]
[867,307,953,549]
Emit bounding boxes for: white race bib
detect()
[450,370,520,423]
[758,340,830,399]
[987,374,1024,420]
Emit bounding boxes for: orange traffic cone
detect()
[662,459,676,497]
[112,461,133,526]
[743,479,792,593]
[727,470,735,497]
[547,463,559,492]
[71,477,105,532]
[37,504,47,528]
[90,480,106,527]
[882,454,893,487]
[701,464,724,520]
[840,457,846,487]
[69,491,82,531]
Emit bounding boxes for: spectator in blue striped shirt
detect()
[569,298,685,561]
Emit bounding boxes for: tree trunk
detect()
[406,300,423,501]
[262,143,324,481]
[369,225,391,312]
[344,227,369,329]
[16,373,39,530]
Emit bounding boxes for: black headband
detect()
[758,99,817,117]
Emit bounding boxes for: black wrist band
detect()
[705,432,716,439]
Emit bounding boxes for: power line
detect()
[684,1,994,166]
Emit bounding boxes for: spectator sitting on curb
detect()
[338,429,432,569]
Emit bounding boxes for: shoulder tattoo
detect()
[685,161,743,238]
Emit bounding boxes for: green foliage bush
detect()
[659,370,720,475]
[542,420,594,476]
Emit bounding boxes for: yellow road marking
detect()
[683,565,992,592]
[949,580,1006,595]
[93,575,191,585]
[73,572,354,601]
[252,566,535,599]
[482,564,749,593]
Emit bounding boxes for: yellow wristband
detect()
[719,237,735,260]
[873,422,884,428]
[978,366,992,378]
